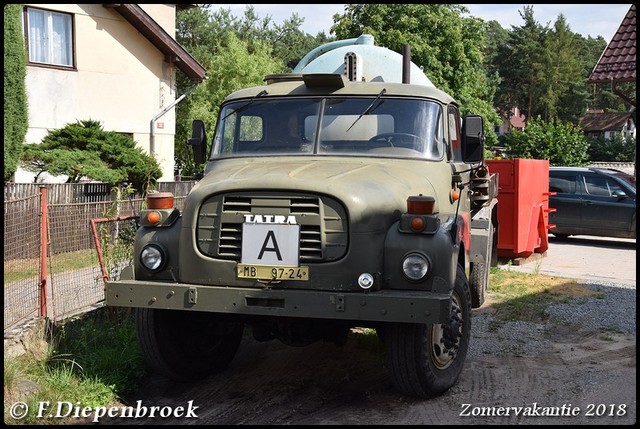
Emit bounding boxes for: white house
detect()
[16,4,206,183]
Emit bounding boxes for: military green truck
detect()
[105,34,498,398]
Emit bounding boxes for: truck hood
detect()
[184,157,441,233]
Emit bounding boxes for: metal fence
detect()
[4,182,195,333]
[4,181,197,203]
[4,194,41,331]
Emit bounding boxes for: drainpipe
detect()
[150,83,199,159]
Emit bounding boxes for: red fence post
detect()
[39,186,48,317]
[90,215,139,320]
[90,218,111,284]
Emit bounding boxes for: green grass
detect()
[4,250,97,283]
[4,308,146,425]
[486,266,603,324]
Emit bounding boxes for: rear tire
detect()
[470,261,488,308]
[136,308,244,382]
[386,265,471,397]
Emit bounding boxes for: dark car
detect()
[548,167,636,239]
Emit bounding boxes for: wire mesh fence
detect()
[4,182,195,333]
[4,194,41,331]
[46,201,112,322]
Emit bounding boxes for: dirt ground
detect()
[85,294,636,426]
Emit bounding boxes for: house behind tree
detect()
[16,4,205,183]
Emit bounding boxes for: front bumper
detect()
[105,280,451,324]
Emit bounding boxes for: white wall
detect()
[19,4,178,183]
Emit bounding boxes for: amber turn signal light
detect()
[410,216,425,231]
[146,192,174,209]
[407,195,435,214]
[147,211,161,225]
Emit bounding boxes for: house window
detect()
[25,7,73,67]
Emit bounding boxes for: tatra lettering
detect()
[243,215,297,224]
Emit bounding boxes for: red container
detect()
[485,159,554,259]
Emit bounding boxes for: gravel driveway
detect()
[87,274,635,425]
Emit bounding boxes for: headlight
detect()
[140,244,165,271]
[402,253,430,281]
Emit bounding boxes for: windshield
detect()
[211,97,445,160]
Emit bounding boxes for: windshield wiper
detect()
[221,90,268,121]
[346,88,386,132]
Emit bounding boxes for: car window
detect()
[583,175,610,196]
[583,175,625,197]
[606,179,625,195]
[549,174,576,193]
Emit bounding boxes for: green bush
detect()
[587,134,636,162]
[4,4,29,183]
[20,119,161,193]
[501,116,590,166]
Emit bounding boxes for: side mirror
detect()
[461,115,485,163]
[612,190,628,199]
[188,119,207,165]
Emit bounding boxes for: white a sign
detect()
[241,223,300,266]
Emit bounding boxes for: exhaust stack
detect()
[402,45,411,84]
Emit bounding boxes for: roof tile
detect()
[588,5,636,83]
[579,112,633,132]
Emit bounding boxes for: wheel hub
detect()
[431,299,463,369]
[443,311,462,349]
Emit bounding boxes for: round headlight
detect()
[402,253,430,281]
[140,244,165,271]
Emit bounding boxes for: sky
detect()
[207,4,633,43]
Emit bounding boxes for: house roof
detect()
[104,4,206,82]
[510,113,525,129]
[588,4,636,84]
[579,112,633,132]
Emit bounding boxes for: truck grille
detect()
[196,192,348,262]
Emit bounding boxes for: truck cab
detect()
[105,34,498,398]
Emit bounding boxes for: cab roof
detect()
[223,74,457,106]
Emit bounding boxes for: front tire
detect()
[136,308,244,382]
[386,264,471,397]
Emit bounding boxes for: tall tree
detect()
[539,14,583,122]
[483,20,519,130]
[4,4,29,183]
[487,8,615,127]
[497,6,548,124]
[330,4,500,144]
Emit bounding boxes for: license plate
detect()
[241,223,300,266]
[237,264,309,281]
